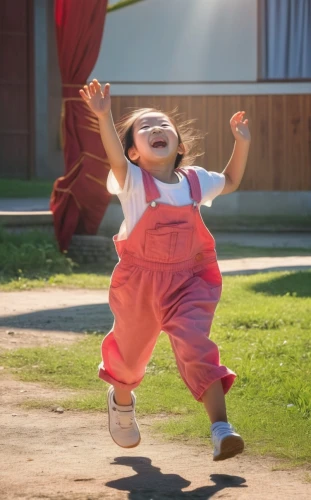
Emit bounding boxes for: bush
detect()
[0,228,75,277]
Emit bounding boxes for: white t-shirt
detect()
[107,161,225,240]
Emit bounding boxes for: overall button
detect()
[150,201,157,207]
[195,253,203,262]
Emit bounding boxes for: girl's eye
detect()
[141,126,149,130]
[161,124,169,127]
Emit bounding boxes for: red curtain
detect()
[51,0,111,252]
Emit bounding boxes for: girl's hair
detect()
[116,107,203,169]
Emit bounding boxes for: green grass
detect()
[0,228,111,290]
[0,179,54,198]
[0,228,75,281]
[0,227,310,291]
[1,270,311,463]
[0,272,111,291]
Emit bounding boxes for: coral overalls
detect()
[99,167,236,401]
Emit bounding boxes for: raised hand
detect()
[230,111,251,142]
[79,79,111,118]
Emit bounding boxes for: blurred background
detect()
[0,0,310,246]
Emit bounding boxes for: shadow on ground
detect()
[0,303,113,333]
[250,270,311,298]
[106,457,247,499]
[1,272,310,333]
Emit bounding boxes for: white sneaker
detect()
[211,422,244,461]
[107,386,141,448]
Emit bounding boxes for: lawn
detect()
[1,270,310,464]
[0,179,54,198]
[0,228,310,291]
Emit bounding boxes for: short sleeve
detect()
[107,160,141,199]
[193,167,225,207]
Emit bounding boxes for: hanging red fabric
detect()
[51,0,111,252]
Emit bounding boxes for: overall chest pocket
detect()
[145,225,193,262]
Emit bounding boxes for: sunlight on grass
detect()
[1,271,311,463]
[0,273,111,291]
[1,227,310,291]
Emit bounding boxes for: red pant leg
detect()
[99,265,161,390]
[162,271,236,401]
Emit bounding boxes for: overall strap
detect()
[141,168,161,203]
[177,167,202,204]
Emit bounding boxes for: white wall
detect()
[91,0,311,95]
[92,0,258,83]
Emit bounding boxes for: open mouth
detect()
[151,139,167,148]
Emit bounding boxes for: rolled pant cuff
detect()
[98,366,143,391]
[195,368,236,402]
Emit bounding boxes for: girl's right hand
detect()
[79,79,111,118]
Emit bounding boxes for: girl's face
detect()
[128,112,184,167]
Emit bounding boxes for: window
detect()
[260,0,311,79]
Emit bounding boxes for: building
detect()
[1,0,311,217]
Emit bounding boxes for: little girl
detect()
[80,79,251,461]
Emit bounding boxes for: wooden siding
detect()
[111,94,311,191]
[0,0,34,179]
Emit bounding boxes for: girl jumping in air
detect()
[80,79,251,461]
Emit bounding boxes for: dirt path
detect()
[1,288,311,499]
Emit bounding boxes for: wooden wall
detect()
[0,0,34,179]
[111,94,311,191]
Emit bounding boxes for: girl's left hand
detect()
[230,111,251,142]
